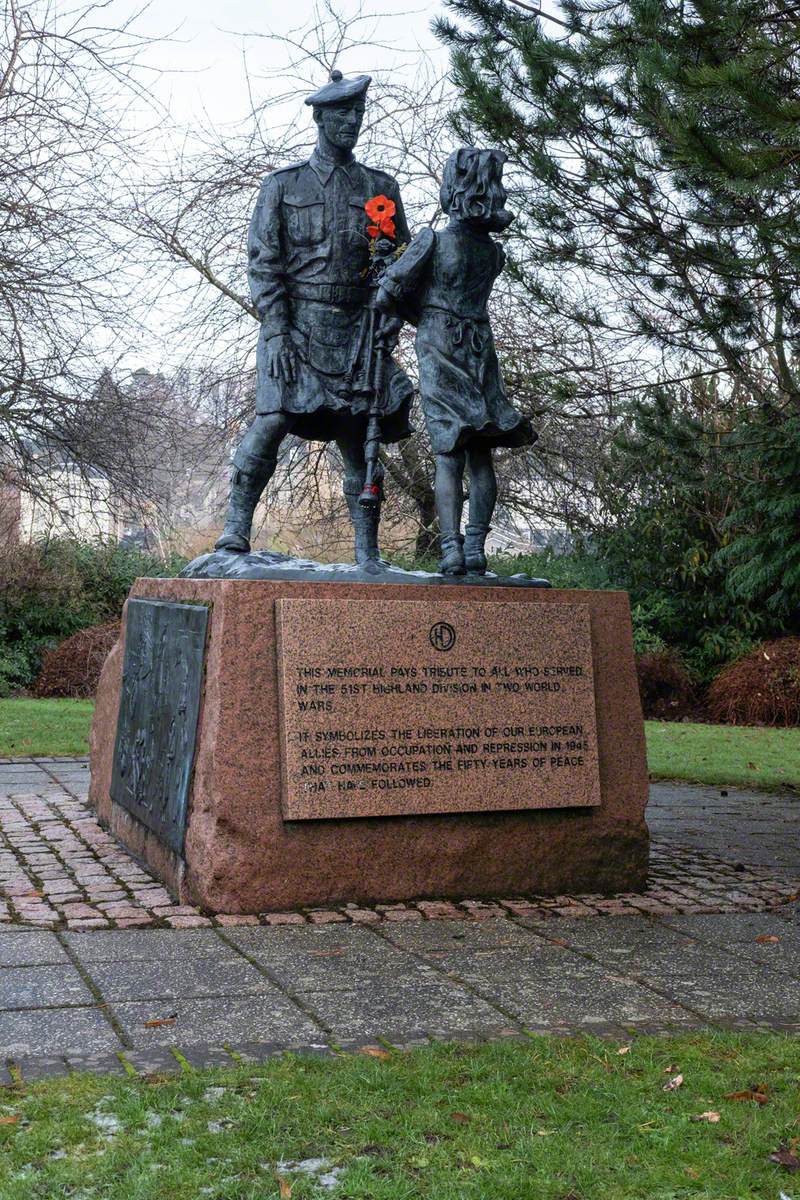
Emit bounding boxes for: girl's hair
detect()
[440,147,508,220]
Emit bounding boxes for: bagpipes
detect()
[352,217,402,510]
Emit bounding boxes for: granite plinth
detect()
[89,576,649,912]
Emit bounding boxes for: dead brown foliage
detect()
[706,637,800,727]
[33,621,119,699]
[636,651,696,720]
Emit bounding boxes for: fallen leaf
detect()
[747,761,759,770]
[617,1045,631,1055]
[755,934,780,944]
[0,1116,19,1126]
[276,1176,292,1198]
[663,1073,684,1091]
[685,1167,700,1179]
[550,938,570,948]
[771,1143,800,1172]
[725,1086,768,1105]
[359,1046,390,1060]
[692,1111,721,1123]
[450,1112,471,1123]
[143,1016,177,1029]
[664,1064,679,1073]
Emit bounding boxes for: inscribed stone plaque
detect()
[111,599,208,853]
[275,598,600,820]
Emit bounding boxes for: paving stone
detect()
[304,979,512,1041]
[64,929,230,963]
[177,1044,237,1070]
[110,994,322,1048]
[379,916,544,957]
[227,1040,302,1063]
[661,911,800,972]
[122,1047,182,1075]
[16,1055,70,1081]
[431,942,697,1030]
[66,1051,128,1077]
[345,909,381,924]
[85,956,275,1003]
[0,931,70,967]
[541,915,800,1021]
[0,964,95,1010]
[0,1007,122,1056]
[224,924,430,992]
[165,915,213,928]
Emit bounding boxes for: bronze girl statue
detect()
[376,147,535,575]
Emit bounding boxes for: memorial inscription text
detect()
[275,599,601,820]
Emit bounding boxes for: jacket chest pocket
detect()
[283,198,325,246]
[343,198,371,252]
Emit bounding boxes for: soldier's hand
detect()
[374,285,395,315]
[267,333,297,383]
[377,315,403,352]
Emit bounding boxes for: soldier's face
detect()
[316,101,365,150]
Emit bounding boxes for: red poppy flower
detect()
[365,194,396,239]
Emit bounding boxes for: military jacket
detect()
[248,149,413,442]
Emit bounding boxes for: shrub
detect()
[635,651,697,720]
[706,637,800,727]
[32,622,120,699]
[0,538,184,694]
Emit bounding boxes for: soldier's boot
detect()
[439,533,466,576]
[215,461,273,553]
[464,523,490,574]
[345,487,382,567]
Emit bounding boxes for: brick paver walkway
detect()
[0,758,798,1081]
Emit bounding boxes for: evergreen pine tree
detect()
[436,0,800,631]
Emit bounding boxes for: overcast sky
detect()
[118,0,449,132]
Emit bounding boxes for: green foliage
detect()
[723,413,800,624]
[575,389,778,677]
[437,0,800,673]
[0,539,185,696]
[487,546,612,590]
[436,0,800,391]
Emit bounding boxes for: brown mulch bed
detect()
[32,622,120,699]
[706,637,800,727]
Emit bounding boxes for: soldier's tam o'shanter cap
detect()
[305,69,371,107]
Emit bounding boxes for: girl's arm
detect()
[375,227,436,316]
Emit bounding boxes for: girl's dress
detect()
[378,221,535,454]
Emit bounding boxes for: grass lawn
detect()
[645,720,800,790]
[0,698,94,758]
[1,1035,799,1199]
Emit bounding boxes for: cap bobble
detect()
[330,69,343,82]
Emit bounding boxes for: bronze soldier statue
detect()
[216,70,413,564]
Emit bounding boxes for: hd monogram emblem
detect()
[429,622,456,652]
